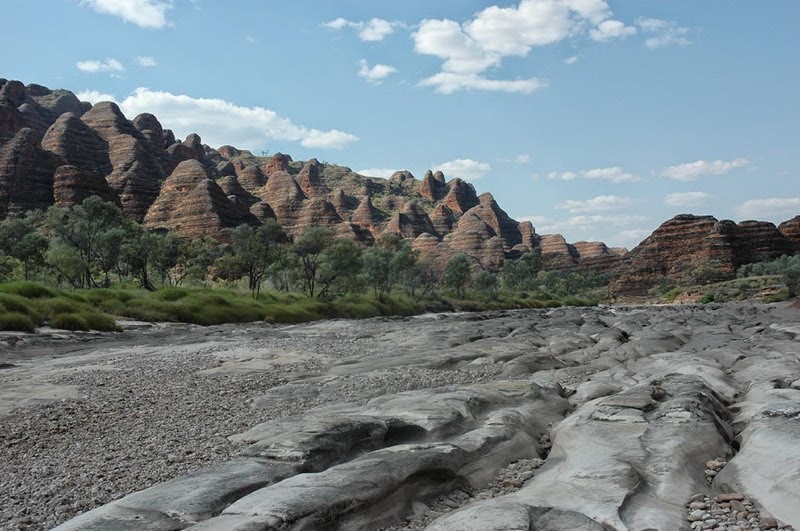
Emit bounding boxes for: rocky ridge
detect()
[0,78,623,269]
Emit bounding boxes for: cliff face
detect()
[609,214,797,297]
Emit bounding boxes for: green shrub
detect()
[0,293,38,316]
[699,293,715,304]
[0,281,55,299]
[51,313,89,331]
[0,311,36,332]
[152,287,191,302]
[79,312,121,332]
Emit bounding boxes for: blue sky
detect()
[3,0,798,248]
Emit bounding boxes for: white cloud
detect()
[358,60,397,84]
[519,214,648,235]
[136,56,157,67]
[556,195,632,213]
[356,168,399,179]
[664,191,712,208]
[636,17,691,49]
[246,35,256,44]
[76,58,124,73]
[412,0,634,94]
[82,87,357,150]
[589,19,637,42]
[418,72,546,95]
[662,158,749,181]
[76,90,118,103]
[514,154,531,164]
[323,17,399,42]
[81,0,172,29]
[564,55,579,65]
[435,158,491,180]
[737,198,800,220]
[549,166,639,183]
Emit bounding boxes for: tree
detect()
[363,234,418,299]
[294,227,335,297]
[473,269,498,296]
[120,225,159,290]
[442,254,471,298]
[318,238,363,297]
[0,215,48,280]
[230,220,289,297]
[500,248,542,292]
[43,197,127,288]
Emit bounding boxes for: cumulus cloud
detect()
[76,58,124,73]
[136,56,157,67]
[589,19,637,42]
[412,0,634,94]
[556,195,632,213]
[356,168,400,179]
[636,17,691,49]
[616,228,650,248]
[78,87,358,150]
[662,158,749,181]
[664,191,712,208]
[435,158,491,180]
[324,17,399,41]
[81,0,172,29]
[76,90,118,103]
[737,198,800,220]
[564,55,579,65]
[548,166,639,183]
[514,154,531,164]
[358,60,397,84]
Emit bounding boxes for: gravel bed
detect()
[0,331,499,531]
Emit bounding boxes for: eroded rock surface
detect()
[1,302,798,530]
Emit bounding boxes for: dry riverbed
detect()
[1,302,799,530]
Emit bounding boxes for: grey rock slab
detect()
[52,458,299,530]
[425,501,606,531]
[715,396,800,526]
[512,374,731,530]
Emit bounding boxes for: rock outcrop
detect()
[81,102,164,222]
[779,216,800,251]
[442,177,479,214]
[610,214,797,297]
[444,211,506,270]
[384,201,437,240]
[0,128,60,218]
[144,159,256,240]
[52,164,119,208]
[295,159,330,198]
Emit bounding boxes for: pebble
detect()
[685,492,794,531]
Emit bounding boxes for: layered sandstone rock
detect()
[442,178,479,214]
[610,214,797,297]
[259,170,307,233]
[81,102,164,222]
[249,201,277,222]
[0,128,60,218]
[231,161,266,193]
[144,159,256,240]
[430,204,456,236]
[572,241,626,273]
[53,165,120,208]
[779,216,800,251]
[736,220,795,262]
[41,113,112,177]
[264,152,292,176]
[384,201,436,240]
[416,169,447,201]
[218,176,259,207]
[538,234,578,269]
[519,221,537,250]
[445,212,505,270]
[0,98,23,146]
[466,193,522,250]
[296,159,330,198]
